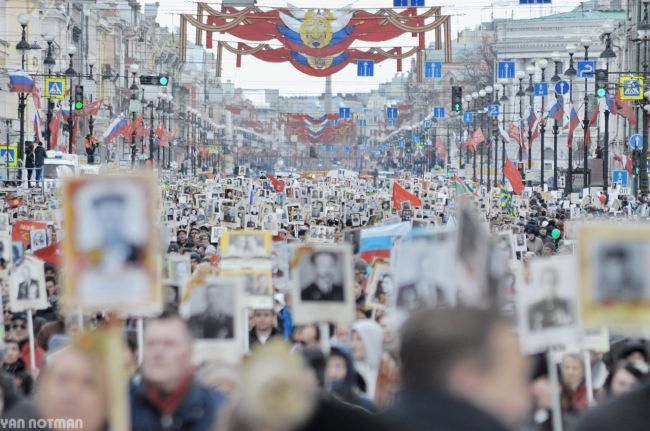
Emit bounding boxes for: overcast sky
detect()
[156,0,590,96]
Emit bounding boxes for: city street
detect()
[0,1,648,430]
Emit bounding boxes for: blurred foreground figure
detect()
[575,383,650,431]
[131,312,225,431]
[387,308,530,431]
[221,342,392,431]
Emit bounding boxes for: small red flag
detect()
[504,159,524,196]
[266,174,285,193]
[392,181,422,209]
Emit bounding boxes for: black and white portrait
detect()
[0,235,11,266]
[10,256,48,312]
[168,254,191,285]
[185,276,243,363]
[292,245,354,324]
[299,250,345,302]
[188,279,236,340]
[210,226,227,244]
[594,242,646,305]
[224,232,269,259]
[516,256,580,354]
[30,228,47,252]
[527,267,574,331]
[12,241,23,266]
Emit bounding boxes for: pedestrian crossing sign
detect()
[0,146,18,167]
[619,76,644,101]
[45,78,66,99]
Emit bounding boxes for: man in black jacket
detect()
[386,308,530,431]
[34,141,46,186]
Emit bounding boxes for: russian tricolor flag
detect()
[8,70,34,93]
[102,116,128,145]
[359,222,411,263]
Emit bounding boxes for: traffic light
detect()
[451,86,462,112]
[595,69,608,97]
[139,75,169,86]
[74,85,84,110]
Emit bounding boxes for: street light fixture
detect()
[515,71,526,97]
[581,38,591,190]
[564,44,577,79]
[525,64,535,95]
[538,58,548,187]
[65,45,76,76]
[600,23,617,59]
[550,51,562,83]
[16,12,32,183]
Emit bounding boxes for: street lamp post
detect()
[16,13,32,181]
[551,51,562,189]
[516,70,526,175]
[478,90,480,185]
[499,79,509,183]
[581,38,591,190]
[65,45,77,154]
[462,94,472,169]
[525,64,535,171]
[538,59,548,188]
[149,100,155,166]
[494,82,504,186]
[472,92,479,183]
[129,64,139,167]
[484,85,494,191]
[565,44,578,194]
[600,23,616,192]
[87,57,96,142]
[43,34,56,151]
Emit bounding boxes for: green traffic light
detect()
[596,88,607,97]
[159,76,169,86]
[75,101,84,110]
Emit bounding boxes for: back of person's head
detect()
[400,307,498,391]
[399,307,530,426]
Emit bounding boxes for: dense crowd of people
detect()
[0,167,647,431]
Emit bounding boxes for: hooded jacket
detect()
[328,342,375,412]
[351,319,383,400]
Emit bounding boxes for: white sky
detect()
[154,0,591,96]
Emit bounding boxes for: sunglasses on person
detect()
[11,323,26,330]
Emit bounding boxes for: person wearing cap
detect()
[526,230,544,256]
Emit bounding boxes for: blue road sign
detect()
[386,107,399,119]
[358,119,367,127]
[623,79,642,98]
[339,107,350,119]
[612,170,629,187]
[410,0,424,5]
[488,104,500,117]
[463,112,473,123]
[497,61,516,80]
[393,0,408,5]
[555,80,570,95]
[629,134,643,150]
[425,61,442,79]
[433,106,445,119]
[519,0,551,3]
[534,82,549,96]
[388,119,397,127]
[357,60,374,77]
[331,119,338,127]
[0,146,18,167]
[576,61,595,78]
[423,119,432,128]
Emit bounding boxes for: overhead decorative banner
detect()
[180,3,452,78]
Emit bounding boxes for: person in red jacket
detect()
[10,313,44,372]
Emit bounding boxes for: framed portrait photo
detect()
[62,175,161,315]
[292,244,355,324]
